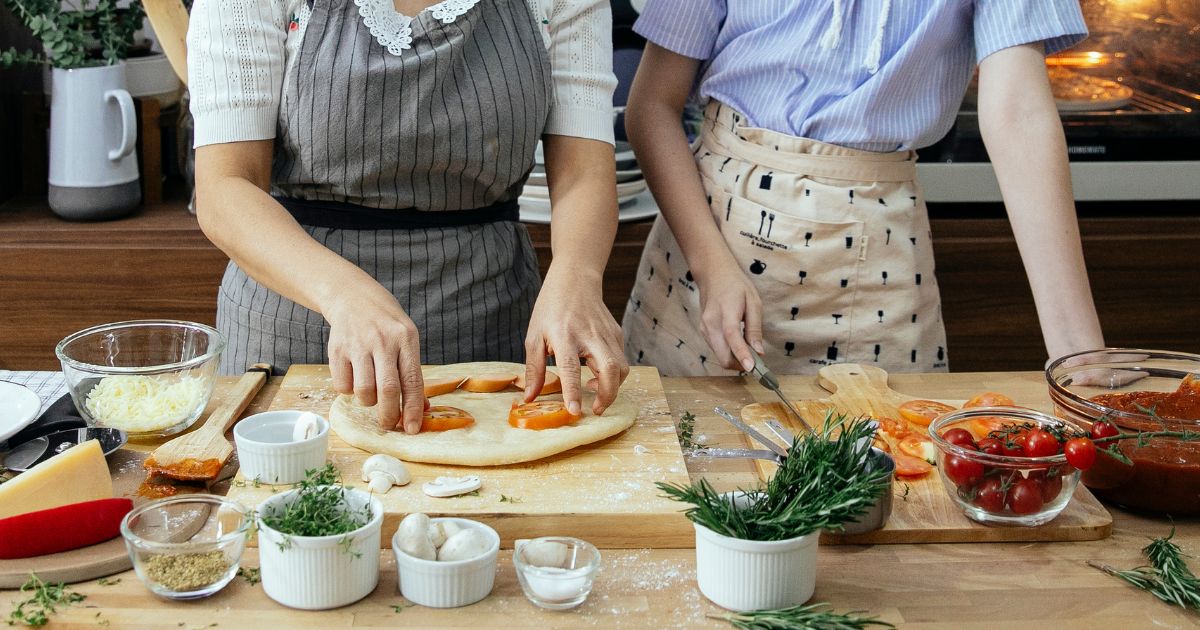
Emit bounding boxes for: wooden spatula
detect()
[143,364,271,481]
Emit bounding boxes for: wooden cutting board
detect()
[227,365,694,548]
[741,363,1112,544]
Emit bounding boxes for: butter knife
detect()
[713,406,790,459]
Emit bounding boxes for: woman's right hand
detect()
[695,260,764,372]
[324,284,426,434]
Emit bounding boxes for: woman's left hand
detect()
[524,265,629,416]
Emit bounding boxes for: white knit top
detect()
[187,0,617,147]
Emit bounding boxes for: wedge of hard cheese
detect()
[0,498,133,559]
[0,439,114,520]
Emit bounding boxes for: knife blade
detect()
[752,354,817,435]
[690,447,783,464]
[764,419,796,446]
[713,406,789,458]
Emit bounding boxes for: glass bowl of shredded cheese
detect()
[56,320,225,439]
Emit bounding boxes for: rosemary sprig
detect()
[260,464,372,544]
[658,412,887,541]
[1089,529,1200,610]
[6,574,86,627]
[713,602,895,630]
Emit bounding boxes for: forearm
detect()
[194,145,382,316]
[979,46,1104,360]
[542,135,619,287]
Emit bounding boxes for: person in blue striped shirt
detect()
[622,0,1106,376]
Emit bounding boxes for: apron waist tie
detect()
[277,196,519,230]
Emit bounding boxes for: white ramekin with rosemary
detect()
[255,465,383,610]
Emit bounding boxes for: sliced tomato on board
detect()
[965,416,1012,441]
[513,370,562,396]
[892,453,934,478]
[420,406,476,432]
[898,435,937,464]
[508,401,581,430]
[876,417,913,441]
[423,376,466,398]
[898,400,957,427]
[963,392,1016,408]
[461,373,518,393]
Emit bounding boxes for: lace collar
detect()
[353,0,482,56]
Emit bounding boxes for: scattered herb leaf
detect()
[6,574,86,627]
[499,494,523,504]
[236,567,260,586]
[390,603,414,614]
[899,483,911,502]
[461,489,481,497]
[95,578,120,587]
[713,602,894,630]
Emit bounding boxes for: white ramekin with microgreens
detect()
[658,414,889,612]
[255,465,383,609]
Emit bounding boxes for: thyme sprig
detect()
[259,464,372,548]
[713,602,895,630]
[1089,529,1200,610]
[657,412,887,541]
[678,411,708,451]
[6,574,86,627]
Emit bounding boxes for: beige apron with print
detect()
[624,101,949,377]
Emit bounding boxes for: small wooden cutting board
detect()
[741,364,1112,544]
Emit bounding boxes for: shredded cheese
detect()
[84,374,209,432]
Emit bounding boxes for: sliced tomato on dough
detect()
[508,401,580,430]
[423,376,466,398]
[892,453,934,478]
[898,400,957,427]
[963,392,1016,408]
[461,373,518,393]
[513,370,562,396]
[420,406,476,432]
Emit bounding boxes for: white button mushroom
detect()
[396,513,436,561]
[421,475,481,498]
[428,520,462,548]
[292,412,323,442]
[361,454,411,494]
[437,527,492,562]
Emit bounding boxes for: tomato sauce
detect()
[1090,388,1200,421]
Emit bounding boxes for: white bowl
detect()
[123,53,182,105]
[694,519,819,611]
[257,488,382,610]
[392,517,499,608]
[233,410,329,485]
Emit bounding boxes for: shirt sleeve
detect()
[187,0,290,147]
[543,0,618,145]
[632,0,725,61]
[973,0,1088,64]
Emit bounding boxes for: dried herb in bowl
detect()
[658,412,888,541]
[259,464,372,542]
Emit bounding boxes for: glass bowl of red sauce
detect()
[1047,348,1200,515]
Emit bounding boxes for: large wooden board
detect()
[227,365,694,548]
[741,364,1112,544]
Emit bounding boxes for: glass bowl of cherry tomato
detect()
[928,407,1091,526]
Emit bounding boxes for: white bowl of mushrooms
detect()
[391,514,499,608]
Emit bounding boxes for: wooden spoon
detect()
[143,364,271,481]
[141,0,191,84]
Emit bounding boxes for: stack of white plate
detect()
[519,139,657,224]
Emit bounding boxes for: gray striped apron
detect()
[216,0,551,376]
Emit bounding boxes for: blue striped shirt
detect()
[634,0,1088,151]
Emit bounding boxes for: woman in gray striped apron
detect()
[187,0,627,432]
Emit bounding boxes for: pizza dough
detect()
[329,362,636,466]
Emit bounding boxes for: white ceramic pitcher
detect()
[48,63,141,220]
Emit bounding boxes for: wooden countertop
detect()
[1,372,1195,628]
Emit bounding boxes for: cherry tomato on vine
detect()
[1000,436,1025,457]
[1023,429,1060,458]
[973,476,1008,513]
[977,438,1004,456]
[1008,478,1045,515]
[1064,437,1097,470]
[1090,420,1119,441]
[942,428,977,450]
[944,454,985,487]
[1027,468,1064,502]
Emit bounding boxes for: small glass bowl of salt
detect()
[513,537,601,610]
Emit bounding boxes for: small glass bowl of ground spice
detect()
[121,494,250,599]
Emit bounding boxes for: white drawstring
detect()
[821,0,893,75]
[820,0,845,50]
[863,0,892,74]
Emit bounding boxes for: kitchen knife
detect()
[690,447,783,465]
[751,354,817,435]
[713,407,789,459]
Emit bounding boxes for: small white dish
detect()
[0,381,41,444]
[257,488,383,610]
[513,537,600,610]
[392,517,499,608]
[233,410,329,485]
